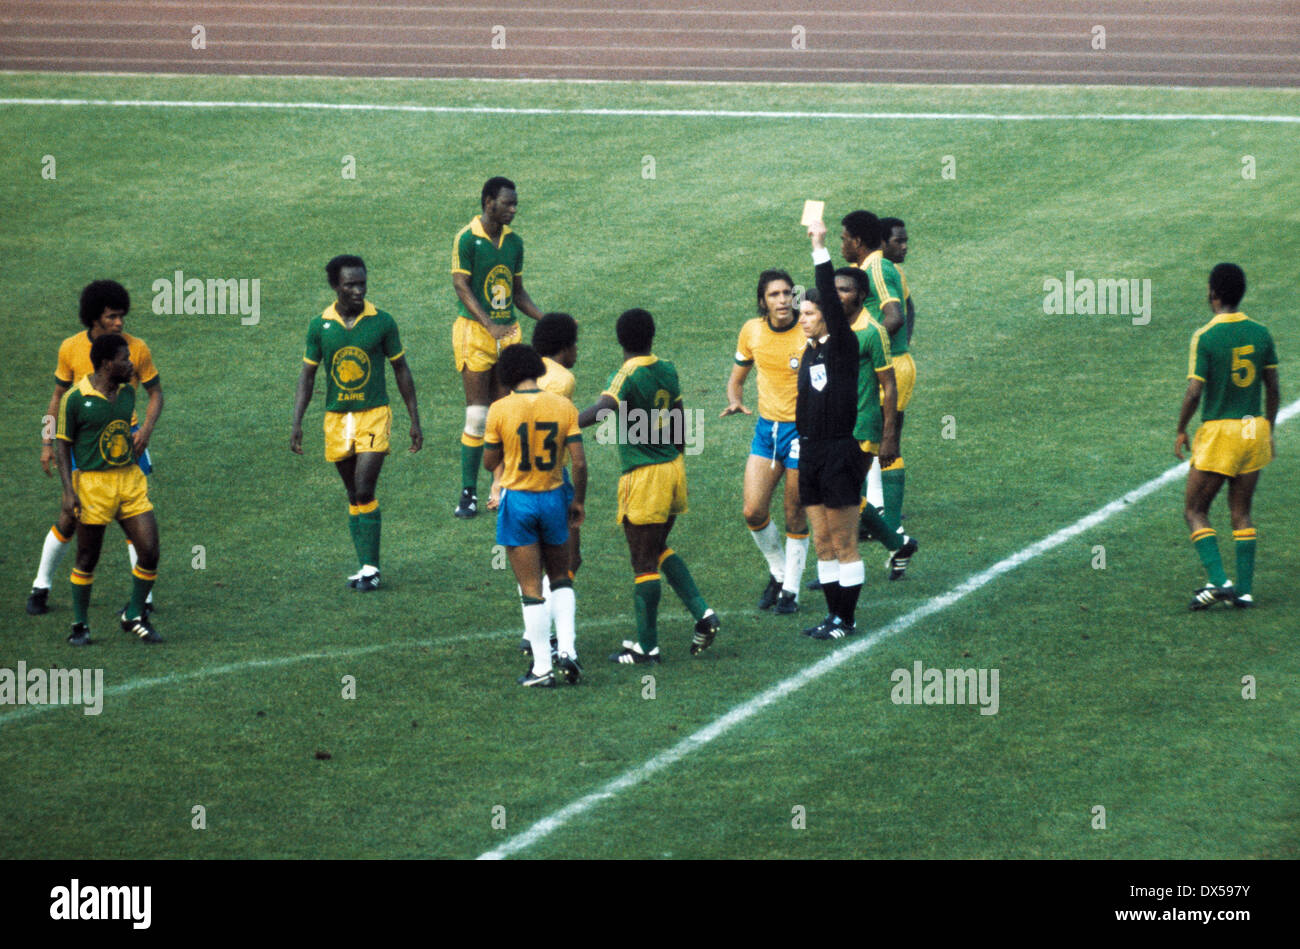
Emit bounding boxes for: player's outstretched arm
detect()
[133,381,163,455]
[40,383,70,476]
[578,393,618,429]
[512,276,543,321]
[721,363,753,417]
[1173,379,1203,460]
[290,362,318,454]
[391,356,423,452]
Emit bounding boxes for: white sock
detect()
[866,457,883,510]
[125,541,154,603]
[34,527,71,589]
[551,584,577,658]
[523,601,552,676]
[817,559,840,586]
[749,520,785,581]
[782,534,808,596]
[839,560,865,587]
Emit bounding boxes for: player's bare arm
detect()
[482,443,503,473]
[721,363,753,417]
[878,367,900,468]
[512,276,543,322]
[578,392,618,429]
[453,271,511,341]
[1173,378,1204,460]
[40,382,71,476]
[567,440,588,528]
[132,381,163,455]
[1263,366,1280,457]
[289,361,318,454]
[55,438,79,521]
[391,356,423,452]
[881,300,905,339]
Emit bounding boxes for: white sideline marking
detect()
[478,398,1300,859]
[1,97,1297,124]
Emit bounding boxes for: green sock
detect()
[358,508,382,568]
[460,441,483,492]
[881,466,906,533]
[633,577,661,653]
[72,580,92,626]
[127,572,155,620]
[1192,531,1229,587]
[860,504,903,551]
[348,513,362,563]
[1234,534,1257,596]
[658,552,708,621]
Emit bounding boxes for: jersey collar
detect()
[852,249,883,269]
[471,214,513,247]
[1210,312,1248,324]
[322,301,378,324]
[620,354,658,370]
[76,375,121,400]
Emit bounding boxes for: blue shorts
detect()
[497,485,570,547]
[70,426,152,474]
[748,418,800,470]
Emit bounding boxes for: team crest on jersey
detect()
[484,265,513,311]
[810,364,827,391]
[99,420,134,466]
[789,355,800,370]
[331,346,371,391]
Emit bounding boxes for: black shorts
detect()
[798,436,867,509]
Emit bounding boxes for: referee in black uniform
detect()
[796,219,908,639]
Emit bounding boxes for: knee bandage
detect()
[464,404,488,438]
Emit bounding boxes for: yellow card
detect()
[800,200,824,226]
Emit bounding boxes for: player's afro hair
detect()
[834,266,869,298]
[481,176,516,208]
[880,216,906,236]
[497,343,546,389]
[841,210,883,249]
[756,269,794,316]
[616,308,655,353]
[532,312,578,357]
[325,255,366,288]
[1209,263,1246,309]
[79,280,130,328]
[89,332,129,370]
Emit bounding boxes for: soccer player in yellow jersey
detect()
[721,270,809,614]
[484,344,587,686]
[1174,264,1279,609]
[29,280,163,617]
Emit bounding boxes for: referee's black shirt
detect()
[796,254,860,442]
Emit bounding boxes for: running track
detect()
[1,0,1297,86]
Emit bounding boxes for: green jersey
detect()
[602,355,682,472]
[858,250,909,357]
[1188,312,1278,422]
[452,215,525,324]
[303,302,405,412]
[57,376,138,471]
[853,317,894,443]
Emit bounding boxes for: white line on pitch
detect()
[1,97,1297,123]
[478,397,1300,860]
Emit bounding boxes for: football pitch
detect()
[2,73,1297,860]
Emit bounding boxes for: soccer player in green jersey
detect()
[55,333,161,645]
[842,210,913,561]
[1174,263,1279,609]
[578,309,720,662]
[291,256,423,590]
[451,176,545,519]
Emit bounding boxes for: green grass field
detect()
[2,73,1297,860]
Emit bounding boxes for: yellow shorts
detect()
[453,316,522,373]
[75,466,152,526]
[882,352,916,411]
[617,455,688,525]
[1192,417,1272,477]
[324,406,392,462]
